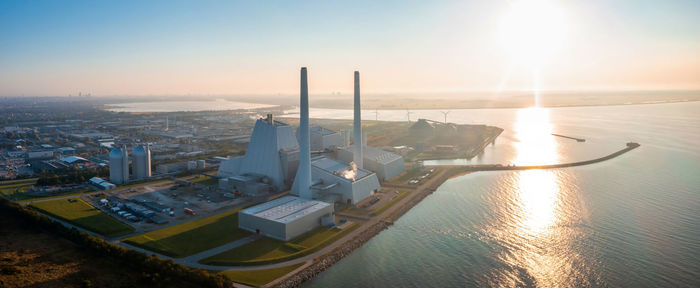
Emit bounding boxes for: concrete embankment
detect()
[463,142,640,171]
[275,175,446,288]
[552,133,585,142]
[275,144,638,287]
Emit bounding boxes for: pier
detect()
[454,142,640,172]
[552,133,586,142]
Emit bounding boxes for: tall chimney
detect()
[293,67,312,199]
[353,71,363,169]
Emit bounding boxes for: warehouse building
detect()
[238,195,334,241]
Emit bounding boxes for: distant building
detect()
[26,150,54,159]
[89,177,116,190]
[156,162,187,174]
[238,195,334,241]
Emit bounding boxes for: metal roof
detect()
[241,196,331,224]
[340,145,402,165]
[311,156,372,180]
[310,126,338,136]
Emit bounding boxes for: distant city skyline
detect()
[1,0,699,96]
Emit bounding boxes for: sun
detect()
[499,0,568,66]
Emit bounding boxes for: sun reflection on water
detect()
[503,107,569,286]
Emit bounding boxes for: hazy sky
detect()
[1,0,699,96]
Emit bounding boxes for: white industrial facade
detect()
[296,126,344,151]
[337,145,405,182]
[218,115,300,192]
[291,156,381,205]
[238,195,333,241]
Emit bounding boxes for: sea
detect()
[110,100,700,287]
[302,102,700,288]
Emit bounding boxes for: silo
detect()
[109,147,124,184]
[121,145,129,183]
[133,145,147,180]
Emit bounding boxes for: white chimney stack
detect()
[353,71,363,169]
[293,67,312,199]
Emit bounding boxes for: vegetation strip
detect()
[219,263,305,287]
[0,197,232,288]
[201,223,360,266]
[30,198,134,237]
[122,208,251,258]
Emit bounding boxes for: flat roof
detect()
[311,156,373,180]
[241,195,331,224]
[311,126,338,136]
[340,145,402,165]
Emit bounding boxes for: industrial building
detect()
[89,177,116,190]
[238,68,385,241]
[238,196,334,241]
[337,145,405,182]
[132,144,152,180]
[296,126,344,151]
[218,114,300,193]
[306,155,381,205]
[109,145,129,184]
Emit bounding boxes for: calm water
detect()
[105,99,274,112]
[303,102,700,287]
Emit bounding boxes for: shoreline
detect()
[100,99,700,113]
[273,143,640,287]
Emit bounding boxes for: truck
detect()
[184,208,196,215]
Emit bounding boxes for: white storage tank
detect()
[133,145,152,180]
[109,147,124,184]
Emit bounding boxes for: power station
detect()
[222,68,403,241]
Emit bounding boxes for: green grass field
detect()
[122,208,251,258]
[200,223,360,266]
[192,176,219,186]
[371,190,411,216]
[220,263,305,287]
[30,198,135,237]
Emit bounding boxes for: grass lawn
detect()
[116,178,170,190]
[192,176,219,186]
[122,208,251,258]
[30,198,135,237]
[371,190,411,216]
[200,223,360,266]
[220,263,305,287]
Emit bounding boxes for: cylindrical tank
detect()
[132,145,152,180]
[109,147,124,184]
[133,146,146,180]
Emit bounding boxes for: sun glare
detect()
[499,0,568,66]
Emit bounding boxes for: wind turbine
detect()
[374,110,379,121]
[406,110,414,123]
[441,111,450,124]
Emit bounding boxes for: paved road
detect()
[19,167,451,274]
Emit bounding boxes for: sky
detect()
[0,0,699,96]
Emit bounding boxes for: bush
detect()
[0,198,231,288]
